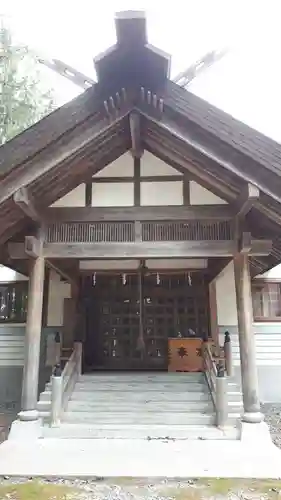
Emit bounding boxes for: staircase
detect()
[42,372,240,440]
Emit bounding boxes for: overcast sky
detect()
[1,0,281,139]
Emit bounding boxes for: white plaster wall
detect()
[141,151,182,177]
[51,184,85,207]
[190,181,227,205]
[141,181,183,206]
[47,270,71,327]
[93,152,134,177]
[215,261,238,326]
[0,265,28,282]
[92,182,134,207]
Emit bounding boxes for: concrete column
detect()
[20,255,45,421]
[233,252,263,423]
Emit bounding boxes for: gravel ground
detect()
[262,403,281,448]
[0,477,280,500]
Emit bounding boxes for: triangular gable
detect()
[189,181,227,205]
[141,151,182,176]
[93,153,133,178]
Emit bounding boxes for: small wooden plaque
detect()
[168,338,203,372]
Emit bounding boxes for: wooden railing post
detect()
[224,331,233,377]
[74,341,82,376]
[215,360,228,428]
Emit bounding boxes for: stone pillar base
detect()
[8,417,43,441]
[242,411,264,424]
[18,410,39,422]
[240,421,273,446]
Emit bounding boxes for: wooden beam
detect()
[8,238,271,260]
[129,112,143,158]
[13,187,41,221]
[235,183,260,218]
[42,241,236,259]
[238,232,272,256]
[25,236,41,258]
[250,239,272,256]
[44,205,235,223]
[92,175,182,183]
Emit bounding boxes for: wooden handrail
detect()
[202,341,228,428]
[50,342,82,427]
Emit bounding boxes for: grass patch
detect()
[0,480,79,500]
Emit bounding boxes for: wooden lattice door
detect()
[83,271,209,371]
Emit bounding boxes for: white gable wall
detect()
[190,181,227,205]
[92,182,134,207]
[140,151,182,176]
[141,181,183,206]
[94,152,133,177]
[50,151,228,208]
[51,184,85,207]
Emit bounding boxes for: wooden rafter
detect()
[44,205,235,222]
[139,107,281,205]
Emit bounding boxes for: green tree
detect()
[0,20,55,145]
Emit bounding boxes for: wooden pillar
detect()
[233,252,263,423]
[209,281,219,348]
[20,255,45,419]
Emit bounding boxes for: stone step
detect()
[38,399,241,415]
[65,383,208,392]
[227,392,243,401]
[43,423,239,440]
[37,401,51,411]
[39,391,52,402]
[70,390,211,401]
[67,400,214,412]
[78,373,205,382]
[62,411,215,425]
[39,389,211,403]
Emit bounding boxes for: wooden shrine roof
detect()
[0,11,281,276]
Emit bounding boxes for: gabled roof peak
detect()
[94,10,170,90]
